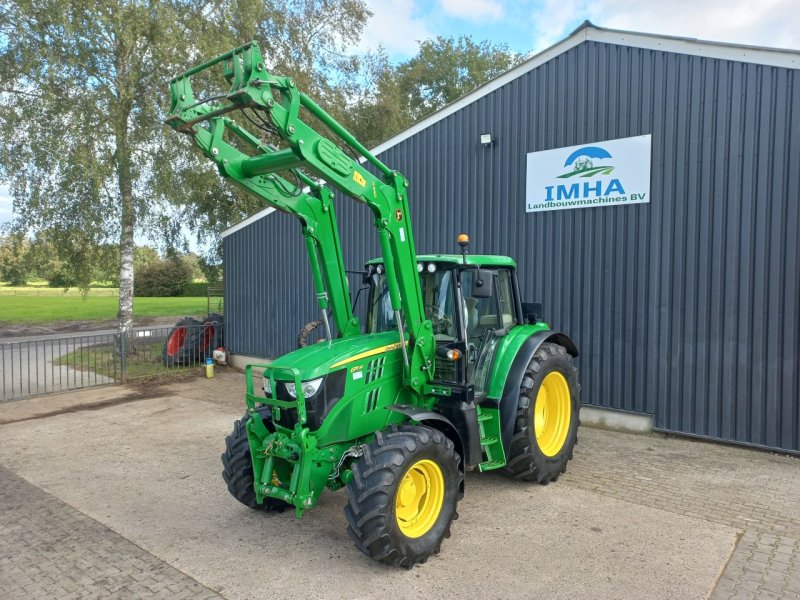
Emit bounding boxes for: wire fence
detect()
[1,320,224,402]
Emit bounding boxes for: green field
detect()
[0,295,209,322]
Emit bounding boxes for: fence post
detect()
[119,332,127,384]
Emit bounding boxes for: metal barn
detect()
[222,23,800,454]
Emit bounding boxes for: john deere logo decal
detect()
[525,135,652,213]
[557,146,614,178]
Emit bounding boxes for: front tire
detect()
[503,342,580,484]
[344,426,462,568]
[221,407,290,512]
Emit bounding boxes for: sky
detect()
[1,0,797,233]
[358,0,799,61]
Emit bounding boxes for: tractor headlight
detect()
[262,377,272,395]
[285,377,324,399]
[426,262,437,273]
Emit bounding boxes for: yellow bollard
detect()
[205,357,215,378]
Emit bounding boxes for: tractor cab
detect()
[365,239,528,398]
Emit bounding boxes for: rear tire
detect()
[200,313,224,357]
[221,407,290,512]
[502,342,580,484]
[162,317,201,367]
[297,320,324,348]
[344,426,462,568]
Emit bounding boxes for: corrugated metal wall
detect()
[223,40,800,453]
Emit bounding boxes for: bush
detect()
[135,258,192,297]
[182,281,209,297]
[47,272,77,288]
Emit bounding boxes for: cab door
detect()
[457,268,519,396]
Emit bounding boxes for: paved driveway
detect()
[0,373,798,599]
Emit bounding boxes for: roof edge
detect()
[220,206,276,238]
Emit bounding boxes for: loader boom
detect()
[166,41,434,395]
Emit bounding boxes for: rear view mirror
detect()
[471,269,494,298]
[522,302,543,324]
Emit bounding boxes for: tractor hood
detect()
[267,331,405,380]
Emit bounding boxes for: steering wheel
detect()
[424,304,452,333]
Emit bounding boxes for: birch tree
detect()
[0,0,368,337]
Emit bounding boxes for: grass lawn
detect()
[53,340,195,380]
[0,296,209,323]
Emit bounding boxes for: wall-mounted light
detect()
[480,133,493,147]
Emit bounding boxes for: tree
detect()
[0,232,30,285]
[134,246,161,271]
[340,49,413,148]
[396,36,524,123]
[0,0,369,337]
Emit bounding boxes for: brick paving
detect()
[710,531,800,600]
[563,427,800,599]
[0,465,221,600]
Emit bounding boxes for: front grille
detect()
[268,369,347,430]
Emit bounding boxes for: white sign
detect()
[526,134,652,213]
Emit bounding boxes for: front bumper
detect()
[243,364,339,517]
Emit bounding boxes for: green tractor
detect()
[166,42,580,568]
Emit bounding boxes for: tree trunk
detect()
[117,143,135,341]
[115,40,135,348]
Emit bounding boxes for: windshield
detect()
[367,269,456,337]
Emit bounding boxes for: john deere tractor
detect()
[166,42,580,568]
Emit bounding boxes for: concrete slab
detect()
[0,396,736,600]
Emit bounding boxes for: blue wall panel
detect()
[224,41,800,453]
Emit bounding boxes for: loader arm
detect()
[165,42,434,395]
[188,115,358,339]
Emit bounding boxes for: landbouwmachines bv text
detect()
[166,42,580,568]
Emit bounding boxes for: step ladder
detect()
[476,405,506,472]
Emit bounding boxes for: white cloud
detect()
[530,0,592,51]
[440,0,504,21]
[357,0,436,56]
[531,0,800,52]
[597,0,798,48]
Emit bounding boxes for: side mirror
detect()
[471,269,494,298]
[522,302,543,324]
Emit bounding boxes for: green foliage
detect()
[341,36,525,147]
[0,233,30,286]
[30,229,100,289]
[182,281,209,297]
[134,246,161,270]
[0,0,370,321]
[180,253,204,281]
[135,257,192,297]
[397,36,524,122]
[198,255,223,285]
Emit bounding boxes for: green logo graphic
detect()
[557,146,615,179]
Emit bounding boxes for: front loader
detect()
[166,42,580,568]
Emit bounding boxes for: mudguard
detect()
[386,404,472,470]
[498,331,579,456]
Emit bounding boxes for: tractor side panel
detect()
[315,349,410,446]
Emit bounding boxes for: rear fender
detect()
[496,331,578,456]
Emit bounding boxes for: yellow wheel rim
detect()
[533,371,572,457]
[395,459,444,538]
